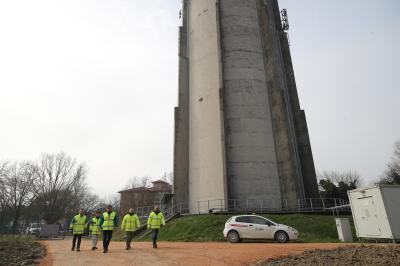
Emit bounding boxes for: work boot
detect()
[71,247,75,251]
[76,248,80,252]
[91,247,96,251]
[153,243,157,249]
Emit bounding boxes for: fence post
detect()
[272,199,276,210]
[310,198,313,211]
[259,199,263,212]
[285,199,288,212]
[334,198,337,208]
[233,199,236,211]
[198,201,200,215]
[322,198,325,210]
[297,199,301,211]
[220,199,223,210]
[208,200,210,211]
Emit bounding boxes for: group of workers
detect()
[69,205,165,253]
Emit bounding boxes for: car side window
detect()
[235,216,251,223]
[250,217,274,226]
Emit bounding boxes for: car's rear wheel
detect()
[227,230,240,243]
[275,231,289,243]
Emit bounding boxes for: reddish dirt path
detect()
[40,239,347,266]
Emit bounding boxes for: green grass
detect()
[135,214,356,243]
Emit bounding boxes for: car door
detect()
[249,216,275,239]
[234,216,252,238]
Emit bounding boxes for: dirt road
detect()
[40,239,345,266]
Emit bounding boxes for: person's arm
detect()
[121,215,126,231]
[136,215,141,228]
[113,213,118,228]
[147,213,153,229]
[99,215,104,227]
[161,213,166,226]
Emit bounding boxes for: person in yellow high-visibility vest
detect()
[147,205,165,248]
[89,210,102,251]
[99,205,118,253]
[69,208,88,252]
[121,208,141,250]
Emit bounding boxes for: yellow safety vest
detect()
[147,211,165,229]
[121,214,141,232]
[102,211,116,230]
[69,214,87,235]
[90,217,101,235]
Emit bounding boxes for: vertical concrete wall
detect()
[261,0,319,200]
[173,0,190,205]
[219,0,282,207]
[187,0,228,212]
[268,0,319,198]
[257,0,302,207]
[174,0,320,212]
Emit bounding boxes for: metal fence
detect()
[133,198,349,217]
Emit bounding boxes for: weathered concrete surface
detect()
[219,0,281,207]
[173,0,189,205]
[40,239,347,266]
[173,0,319,212]
[187,0,228,212]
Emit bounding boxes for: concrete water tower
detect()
[174,0,319,213]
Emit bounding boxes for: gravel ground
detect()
[39,239,345,266]
[262,245,400,266]
[0,239,45,266]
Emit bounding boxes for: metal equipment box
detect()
[335,218,353,242]
[348,185,400,241]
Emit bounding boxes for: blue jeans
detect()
[152,229,159,245]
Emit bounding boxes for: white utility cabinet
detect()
[335,218,353,242]
[348,185,400,241]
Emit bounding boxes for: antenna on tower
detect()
[280,8,291,46]
[281,9,289,31]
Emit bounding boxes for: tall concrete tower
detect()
[174,0,319,213]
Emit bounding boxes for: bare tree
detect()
[0,162,11,230]
[160,171,174,185]
[3,162,36,234]
[125,176,140,189]
[31,152,87,223]
[80,193,100,214]
[378,140,400,185]
[140,176,151,187]
[318,170,361,200]
[318,170,361,187]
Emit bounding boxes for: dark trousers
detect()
[103,230,113,250]
[152,229,159,245]
[72,234,82,249]
[126,231,134,248]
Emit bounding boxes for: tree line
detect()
[318,140,400,200]
[0,152,111,234]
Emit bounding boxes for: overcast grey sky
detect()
[0,0,399,197]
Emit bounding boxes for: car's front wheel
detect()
[227,230,240,243]
[274,231,289,243]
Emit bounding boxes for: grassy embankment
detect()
[118,214,356,243]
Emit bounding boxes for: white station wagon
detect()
[223,215,299,243]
